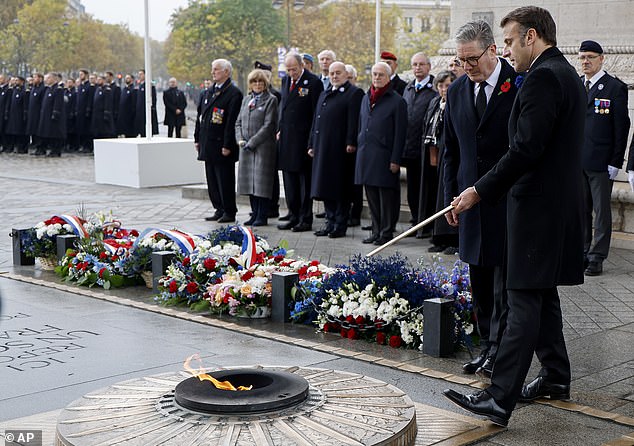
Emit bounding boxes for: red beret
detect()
[380,51,397,61]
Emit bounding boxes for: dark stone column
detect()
[152,251,177,293]
[423,297,454,357]
[11,229,35,266]
[271,272,299,323]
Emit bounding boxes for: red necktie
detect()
[290,79,296,91]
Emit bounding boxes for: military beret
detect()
[579,40,603,54]
[302,53,314,63]
[254,60,272,71]
[380,51,397,61]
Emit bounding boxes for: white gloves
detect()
[628,171,634,192]
[608,165,619,180]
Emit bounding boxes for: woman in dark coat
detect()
[420,70,457,252]
[235,69,279,226]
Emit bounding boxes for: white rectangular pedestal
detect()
[94,137,205,188]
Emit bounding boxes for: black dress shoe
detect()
[243,216,256,226]
[291,222,312,232]
[252,219,268,226]
[362,235,378,244]
[348,218,360,227]
[204,213,222,221]
[427,245,447,253]
[463,350,488,374]
[314,228,331,236]
[315,212,326,218]
[584,261,602,276]
[277,221,297,230]
[519,376,570,402]
[217,214,235,223]
[328,229,346,238]
[373,236,392,246]
[476,356,495,380]
[361,224,372,231]
[278,213,292,221]
[443,389,510,427]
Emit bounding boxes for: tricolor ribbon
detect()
[58,215,89,238]
[239,226,257,267]
[133,228,198,254]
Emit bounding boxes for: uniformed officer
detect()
[26,72,45,155]
[65,78,79,152]
[135,69,158,137]
[0,74,10,153]
[37,72,67,157]
[91,73,115,139]
[5,76,29,154]
[76,69,94,153]
[117,74,137,137]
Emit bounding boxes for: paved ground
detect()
[1,139,634,445]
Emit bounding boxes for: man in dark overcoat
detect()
[163,77,187,138]
[443,6,586,427]
[277,53,323,232]
[443,20,519,379]
[37,73,67,157]
[578,40,630,276]
[106,71,120,126]
[402,52,437,229]
[5,77,29,154]
[194,58,243,223]
[91,74,115,139]
[135,69,159,137]
[26,73,45,155]
[309,61,364,238]
[76,69,94,153]
[0,75,10,152]
[117,74,136,137]
[65,78,79,152]
[355,62,407,245]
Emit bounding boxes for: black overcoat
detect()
[65,86,77,134]
[91,85,115,138]
[582,72,630,171]
[6,86,28,136]
[355,87,407,190]
[278,70,323,172]
[194,80,243,163]
[475,47,586,289]
[309,82,364,201]
[135,82,159,136]
[110,82,121,123]
[26,83,45,136]
[391,73,407,96]
[163,87,187,127]
[0,84,10,134]
[443,58,518,267]
[75,80,94,136]
[117,85,136,135]
[37,84,66,139]
[402,76,437,159]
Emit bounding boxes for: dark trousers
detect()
[205,160,237,217]
[469,264,508,357]
[79,134,93,152]
[583,170,612,262]
[167,124,181,138]
[324,199,351,233]
[271,172,280,213]
[7,134,28,153]
[282,169,313,225]
[66,133,80,151]
[487,287,570,411]
[248,195,269,224]
[402,157,421,223]
[365,185,399,239]
[349,185,363,220]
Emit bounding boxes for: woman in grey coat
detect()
[235,69,279,226]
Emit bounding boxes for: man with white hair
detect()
[355,62,407,245]
[317,49,336,89]
[163,77,187,138]
[195,59,243,223]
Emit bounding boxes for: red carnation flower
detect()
[131,229,139,237]
[298,266,308,276]
[376,332,386,345]
[168,281,178,293]
[186,282,198,294]
[111,255,119,261]
[500,81,511,93]
[99,252,108,260]
[274,255,284,263]
[98,267,107,278]
[355,315,365,325]
[242,270,254,281]
[203,258,217,270]
[345,315,354,324]
[389,335,402,348]
[182,257,191,267]
[347,329,359,340]
[310,260,320,266]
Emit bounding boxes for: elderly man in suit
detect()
[317,50,335,90]
[443,20,519,380]
[356,62,407,245]
[195,59,243,223]
[578,40,630,276]
[309,61,364,238]
[443,6,586,427]
[277,52,323,232]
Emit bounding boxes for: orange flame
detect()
[183,354,252,391]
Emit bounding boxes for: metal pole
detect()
[286,0,291,49]
[143,0,152,140]
[375,0,380,62]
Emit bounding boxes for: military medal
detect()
[598,84,604,90]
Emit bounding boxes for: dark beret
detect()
[579,40,603,54]
[254,60,272,71]
[302,53,314,63]
[380,51,397,61]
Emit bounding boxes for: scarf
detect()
[369,83,390,107]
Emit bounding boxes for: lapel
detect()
[283,71,306,110]
[202,81,231,115]
[586,73,609,106]
[460,77,480,127]
[479,59,514,127]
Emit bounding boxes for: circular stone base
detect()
[56,365,417,446]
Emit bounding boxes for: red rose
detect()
[274,255,284,263]
[186,282,198,294]
[347,329,359,340]
[355,315,365,325]
[376,332,386,345]
[99,252,108,260]
[203,258,217,270]
[297,266,308,277]
[345,315,354,324]
[98,267,107,278]
[500,81,511,93]
[308,271,322,278]
[310,260,320,266]
[389,335,402,348]
[131,229,139,237]
[168,281,178,293]
[340,328,348,338]
[182,257,191,267]
[242,270,254,281]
